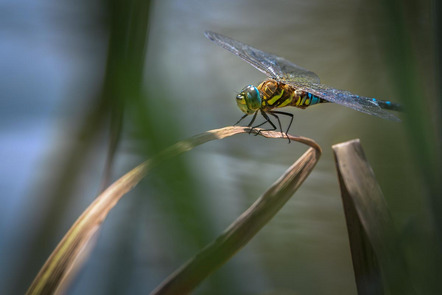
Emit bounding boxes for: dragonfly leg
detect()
[269,111,294,143]
[234,113,249,126]
[252,120,268,128]
[267,112,284,137]
[252,110,277,137]
[245,112,258,134]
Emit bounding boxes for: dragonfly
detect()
[205,31,402,141]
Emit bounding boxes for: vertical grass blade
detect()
[333,139,414,295]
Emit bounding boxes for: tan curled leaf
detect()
[151,133,321,294]
[27,126,321,295]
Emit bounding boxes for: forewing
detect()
[290,81,400,121]
[205,31,320,83]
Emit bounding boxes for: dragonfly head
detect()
[236,85,262,114]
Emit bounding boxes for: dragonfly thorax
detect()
[258,80,327,111]
[236,85,262,114]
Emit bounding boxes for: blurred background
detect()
[0,0,440,294]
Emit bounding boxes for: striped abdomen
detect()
[257,80,327,111]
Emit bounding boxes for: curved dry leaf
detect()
[151,136,320,295]
[27,126,321,295]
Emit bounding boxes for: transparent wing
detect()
[289,81,401,121]
[205,31,320,83]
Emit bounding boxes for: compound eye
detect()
[243,86,255,100]
[236,85,261,114]
[244,85,261,111]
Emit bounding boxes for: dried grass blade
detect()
[27,126,319,295]
[333,139,414,295]
[151,137,321,295]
